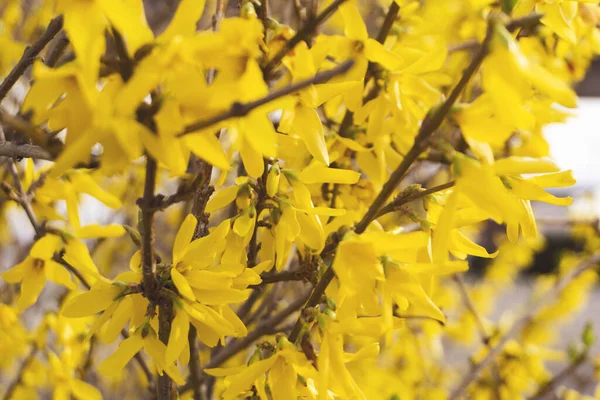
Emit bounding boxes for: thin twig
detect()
[140,157,159,297]
[375,181,455,219]
[44,31,70,68]
[2,345,38,400]
[0,141,53,160]
[448,251,600,400]
[0,110,56,151]
[179,60,353,136]
[212,0,224,32]
[157,299,175,399]
[262,0,348,78]
[454,274,505,398]
[530,356,588,400]
[448,13,543,54]
[0,15,63,103]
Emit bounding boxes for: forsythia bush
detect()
[1,0,600,399]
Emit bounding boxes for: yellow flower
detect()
[205,338,317,400]
[317,330,378,400]
[453,151,575,242]
[47,351,102,400]
[279,41,359,165]
[2,235,75,310]
[323,2,404,111]
[98,327,185,385]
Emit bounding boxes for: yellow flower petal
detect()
[299,162,360,184]
[76,224,126,239]
[171,269,196,301]
[450,230,498,259]
[158,0,207,42]
[432,190,458,263]
[364,38,404,70]
[98,334,144,377]
[166,308,190,365]
[2,260,29,283]
[69,173,123,209]
[62,285,120,318]
[507,177,573,206]
[45,260,75,289]
[185,270,234,290]
[173,214,197,264]
[30,234,62,259]
[340,2,368,41]
[221,357,277,399]
[17,269,46,310]
[182,132,231,171]
[493,157,560,176]
[206,186,238,213]
[103,297,132,343]
[63,240,101,276]
[70,379,102,400]
[269,356,297,400]
[525,170,576,188]
[293,105,329,165]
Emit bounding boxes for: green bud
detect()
[266,164,281,197]
[582,321,595,348]
[123,225,142,248]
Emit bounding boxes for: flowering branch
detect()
[0,15,63,103]
[179,291,310,395]
[262,0,348,78]
[179,59,353,136]
[288,15,498,345]
[448,251,600,400]
[338,1,400,138]
[375,181,455,219]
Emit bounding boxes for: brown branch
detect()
[258,269,308,285]
[262,0,347,78]
[179,59,353,136]
[212,0,224,32]
[2,345,38,400]
[157,299,176,399]
[140,157,159,297]
[44,31,70,68]
[448,13,543,54]
[144,174,207,212]
[0,15,63,103]
[454,274,504,398]
[448,251,600,400]
[531,356,588,400]
[0,110,57,152]
[187,326,205,400]
[0,141,53,160]
[375,181,455,219]
[454,275,491,344]
[247,160,269,267]
[56,257,92,289]
[0,129,43,237]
